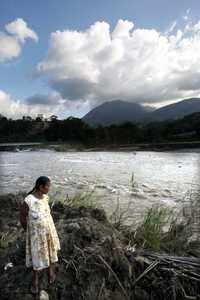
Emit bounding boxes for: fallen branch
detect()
[132,259,160,286]
[97,254,129,300]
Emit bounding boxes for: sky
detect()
[1,0,200,120]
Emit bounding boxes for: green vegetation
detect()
[49,188,99,209]
[0,232,10,248]
[0,231,18,249]
[133,205,172,251]
[67,190,98,208]
[108,197,135,230]
[0,112,200,145]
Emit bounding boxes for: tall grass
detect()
[108,197,135,230]
[66,189,98,208]
[49,187,99,209]
[134,205,172,251]
[130,172,138,189]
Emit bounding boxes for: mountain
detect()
[148,98,200,122]
[82,100,152,127]
[82,98,200,127]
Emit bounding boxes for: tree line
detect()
[0,112,200,145]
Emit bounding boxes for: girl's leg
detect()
[47,234,56,283]
[32,269,39,293]
[48,263,56,283]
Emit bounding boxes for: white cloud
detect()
[183,8,191,21]
[165,20,177,35]
[0,18,38,62]
[193,21,200,32]
[0,33,21,61]
[0,90,25,119]
[0,90,66,120]
[5,18,38,43]
[37,19,200,107]
[112,19,134,38]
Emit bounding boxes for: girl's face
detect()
[40,181,51,194]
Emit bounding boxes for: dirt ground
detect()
[0,192,200,300]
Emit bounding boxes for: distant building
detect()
[36,113,45,121]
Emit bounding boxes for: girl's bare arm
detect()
[19,201,29,230]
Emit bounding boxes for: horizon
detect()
[1,96,200,121]
[1,0,200,120]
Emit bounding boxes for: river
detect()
[0,149,200,222]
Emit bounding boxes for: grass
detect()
[108,197,136,230]
[65,189,98,208]
[121,186,200,254]
[0,231,16,249]
[109,174,199,253]
[108,172,139,230]
[133,205,172,251]
[49,187,99,209]
[130,172,138,189]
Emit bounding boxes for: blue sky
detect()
[1,0,200,119]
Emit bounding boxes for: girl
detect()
[20,176,61,294]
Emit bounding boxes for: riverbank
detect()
[0,142,84,152]
[1,141,200,152]
[85,141,200,152]
[0,192,200,299]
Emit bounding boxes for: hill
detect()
[82,98,200,126]
[82,100,152,127]
[149,98,200,121]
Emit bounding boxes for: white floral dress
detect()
[24,194,61,271]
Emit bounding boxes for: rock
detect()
[39,290,49,300]
[4,262,14,270]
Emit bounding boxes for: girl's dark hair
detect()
[27,176,51,196]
